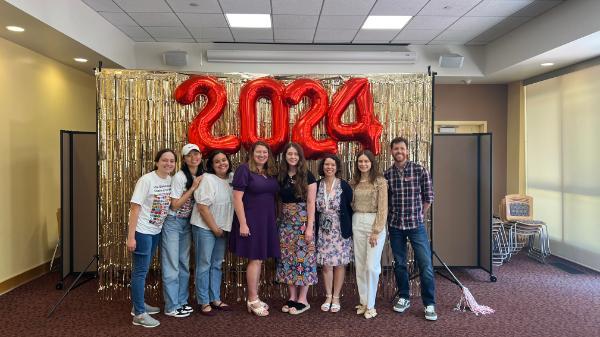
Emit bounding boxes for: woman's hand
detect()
[127,236,136,252]
[191,176,203,191]
[305,225,314,242]
[240,224,250,237]
[368,233,378,248]
[212,227,224,237]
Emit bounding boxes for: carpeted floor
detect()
[1,254,599,337]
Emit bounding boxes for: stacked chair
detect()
[496,195,551,263]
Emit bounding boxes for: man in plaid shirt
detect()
[384,137,437,321]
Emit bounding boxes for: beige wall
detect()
[0,37,96,282]
[434,84,508,209]
[506,81,526,194]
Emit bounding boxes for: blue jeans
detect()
[192,226,226,304]
[131,231,161,315]
[161,215,191,312]
[389,224,436,306]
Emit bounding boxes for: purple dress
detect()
[229,163,280,260]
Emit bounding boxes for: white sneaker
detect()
[132,313,160,328]
[393,297,410,313]
[424,305,438,321]
[165,308,190,318]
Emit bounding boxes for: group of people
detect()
[127,137,437,328]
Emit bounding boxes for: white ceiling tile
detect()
[155,38,196,42]
[189,27,234,41]
[166,0,222,13]
[83,0,123,12]
[99,12,138,26]
[275,39,314,43]
[419,0,481,16]
[449,16,505,31]
[353,29,399,41]
[466,0,534,17]
[178,13,228,27]
[274,28,315,40]
[321,0,376,16]
[394,29,442,41]
[130,12,183,26]
[273,15,319,29]
[393,39,430,45]
[427,40,466,45]
[433,29,479,42]
[370,0,429,16]
[219,0,271,14]
[145,26,192,38]
[513,0,562,17]
[272,0,323,15]
[118,25,151,38]
[114,0,171,12]
[405,16,459,30]
[318,16,366,29]
[314,29,356,42]
[231,28,273,40]
[132,36,157,42]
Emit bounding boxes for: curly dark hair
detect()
[318,154,342,177]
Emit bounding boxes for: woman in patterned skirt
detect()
[315,154,353,313]
[276,143,317,315]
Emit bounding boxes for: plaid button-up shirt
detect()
[384,161,434,230]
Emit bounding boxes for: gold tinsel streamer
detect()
[97,70,432,303]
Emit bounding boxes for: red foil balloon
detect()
[238,78,289,154]
[285,78,337,159]
[174,76,240,155]
[326,78,383,155]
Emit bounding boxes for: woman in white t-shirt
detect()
[161,144,203,318]
[190,150,234,316]
[127,149,176,328]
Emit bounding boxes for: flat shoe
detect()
[289,303,310,315]
[210,302,232,311]
[282,300,297,313]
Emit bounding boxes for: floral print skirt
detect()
[317,210,353,266]
[276,202,317,286]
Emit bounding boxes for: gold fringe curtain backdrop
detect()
[97,70,432,302]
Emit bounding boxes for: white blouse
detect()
[190,173,234,232]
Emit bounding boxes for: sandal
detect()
[364,308,377,319]
[247,299,269,317]
[200,304,216,316]
[355,304,367,315]
[330,296,341,313]
[282,300,297,313]
[210,301,232,311]
[320,295,333,312]
[258,299,269,310]
[289,302,310,315]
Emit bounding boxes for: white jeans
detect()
[352,212,386,309]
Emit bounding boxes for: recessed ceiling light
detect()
[74,58,88,63]
[6,26,25,32]
[541,62,554,67]
[225,13,271,28]
[362,16,412,30]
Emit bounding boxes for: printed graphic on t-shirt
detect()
[149,183,171,226]
[176,197,194,218]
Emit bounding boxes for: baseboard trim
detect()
[0,261,50,295]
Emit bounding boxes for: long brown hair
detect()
[351,150,382,186]
[247,141,278,176]
[278,142,308,200]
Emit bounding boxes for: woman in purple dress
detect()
[229,141,279,317]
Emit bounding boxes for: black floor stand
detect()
[48,254,99,317]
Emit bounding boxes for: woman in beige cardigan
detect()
[350,150,388,319]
